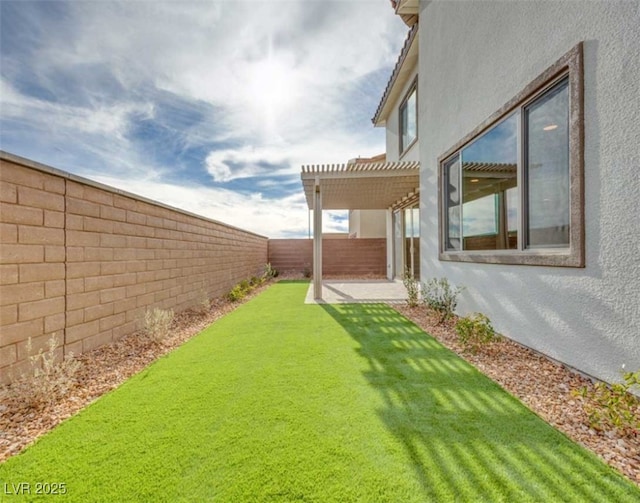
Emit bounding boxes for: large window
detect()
[400,82,417,154]
[439,43,584,267]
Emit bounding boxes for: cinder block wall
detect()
[268,238,386,276]
[0,153,268,383]
[268,239,312,274]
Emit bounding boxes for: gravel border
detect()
[0,282,272,463]
[393,304,639,486]
[1,278,638,489]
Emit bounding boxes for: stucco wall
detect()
[349,210,387,238]
[418,0,640,383]
[0,153,268,383]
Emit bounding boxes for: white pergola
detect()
[301,161,420,300]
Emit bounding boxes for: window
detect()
[400,81,417,154]
[438,43,584,267]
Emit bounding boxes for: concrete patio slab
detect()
[305,279,407,304]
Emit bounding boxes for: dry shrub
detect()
[9,334,81,410]
[143,307,174,342]
[197,289,211,314]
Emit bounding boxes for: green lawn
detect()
[1,281,638,502]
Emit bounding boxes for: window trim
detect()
[399,77,418,156]
[437,42,584,267]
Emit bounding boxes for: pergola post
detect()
[313,179,323,300]
[386,209,394,280]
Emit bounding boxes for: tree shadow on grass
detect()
[320,303,638,502]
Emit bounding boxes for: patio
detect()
[305,279,407,304]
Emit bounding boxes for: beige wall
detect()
[268,238,386,277]
[349,210,387,238]
[0,154,268,383]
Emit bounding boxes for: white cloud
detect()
[91,174,347,237]
[0,78,153,140]
[0,0,408,237]
[205,144,290,182]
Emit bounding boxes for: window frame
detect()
[399,77,418,156]
[437,42,584,267]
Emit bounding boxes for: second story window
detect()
[399,82,417,154]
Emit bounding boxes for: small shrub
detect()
[11,334,81,410]
[226,284,247,302]
[455,313,498,353]
[264,262,278,279]
[143,307,174,342]
[573,369,640,437]
[402,268,420,308]
[422,277,463,323]
[197,289,210,314]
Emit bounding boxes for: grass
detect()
[1,281,638,502]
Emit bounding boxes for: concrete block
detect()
[82,330,113,352]
[18,296,65,322]
[18,186,64,211]
[0,282,45,306]
[44,210,65,228]
[19,226,64,245]
[0,304,18,325]
[0,183,17,203]
[66,197,100,217]
[0,203,43,226]
[100,205,126,222]
[66,319,100,343]
[19,263,65,283]
[83,186,113,206]
[0,162,43,189]
[83,303,114,322]
[44,312,66,333]
[67,291,100,310]
[45,279,66,298]
[1,318,43,345]
[45,245,66,263]
[0,344,17,368]
[0,223,18,248]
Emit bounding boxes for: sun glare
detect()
[247,47,299,135]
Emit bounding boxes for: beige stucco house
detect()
[305,0,640,386]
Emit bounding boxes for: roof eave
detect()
[372,24,419,127]
[393,0,420,27]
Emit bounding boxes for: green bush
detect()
[226,284,247,303]
[455,313,498,353]
[573,369,640,437]
[422,277,463,323]
[402,268,420,308]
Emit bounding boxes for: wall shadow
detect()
[320,302,637,501]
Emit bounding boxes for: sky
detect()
[0,0,408,237]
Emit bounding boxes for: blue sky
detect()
[0,0,408,237]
